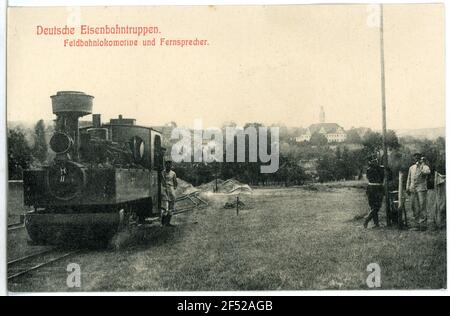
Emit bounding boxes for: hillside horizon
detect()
[7,119,445,140]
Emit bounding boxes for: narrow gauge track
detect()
[145,191,208,224]
[175,191,209,213]
[8,248,81,280]
[8,192,206,280]
[8,222,25,231]
[8,224,25,231]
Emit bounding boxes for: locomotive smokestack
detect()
[50,91,93,160]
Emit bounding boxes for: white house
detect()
[296,107,347,143]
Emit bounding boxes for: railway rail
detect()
[8,248,81,280]
[8,191,206,281]
[144,191,208,224]
[8,222,25,231]
[175,191,208,212]
[8,215,25,231]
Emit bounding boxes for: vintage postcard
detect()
[5,3,446,296]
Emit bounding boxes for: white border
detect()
[7,0,444,5]
[1,0,7,298]
[1,0,448,297]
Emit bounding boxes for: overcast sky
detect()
[7,4,444,130]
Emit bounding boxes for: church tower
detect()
[319,106,325,123]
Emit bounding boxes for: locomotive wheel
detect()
[26,226,52,245]
[25,203,152,247]
[25,212,121,248]
[127,199,153,225]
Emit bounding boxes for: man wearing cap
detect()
[161,160,178,227]
[364,155,385,228]
[406,153,431,231]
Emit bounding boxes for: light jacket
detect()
[406,163,431,192]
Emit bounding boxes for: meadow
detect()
[8,182,446,291]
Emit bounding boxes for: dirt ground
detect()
[8,182,446,292]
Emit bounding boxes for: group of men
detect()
[364,152,431,231]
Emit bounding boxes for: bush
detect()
[8,127,32,180]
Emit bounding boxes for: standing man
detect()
[406,153,431,231]
[161,159,178,227]
[364,155,385,229]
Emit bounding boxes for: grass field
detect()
[8,182,446,291]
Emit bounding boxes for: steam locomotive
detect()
[23,91,164,245]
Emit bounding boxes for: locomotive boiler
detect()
[23,91,164,245]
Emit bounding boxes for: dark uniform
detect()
[364,162,385,228]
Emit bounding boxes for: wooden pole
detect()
[402,172,408,228]
[236,196,239,215]
[379,4,390,226]
[434,171,439,227]
[398,172,404,209]
[398,171,405,228]
[215,162,218,193]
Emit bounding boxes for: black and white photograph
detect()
[1,1,447,297]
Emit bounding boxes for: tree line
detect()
[8,121,446,188]
[174,128,445,187]
[8,120,50,180]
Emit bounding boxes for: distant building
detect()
[309,122,347,143]
[319,106,325,124]
[295,107,347,143]
[295,128,312,142]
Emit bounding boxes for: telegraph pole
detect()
[379,4,391,226]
